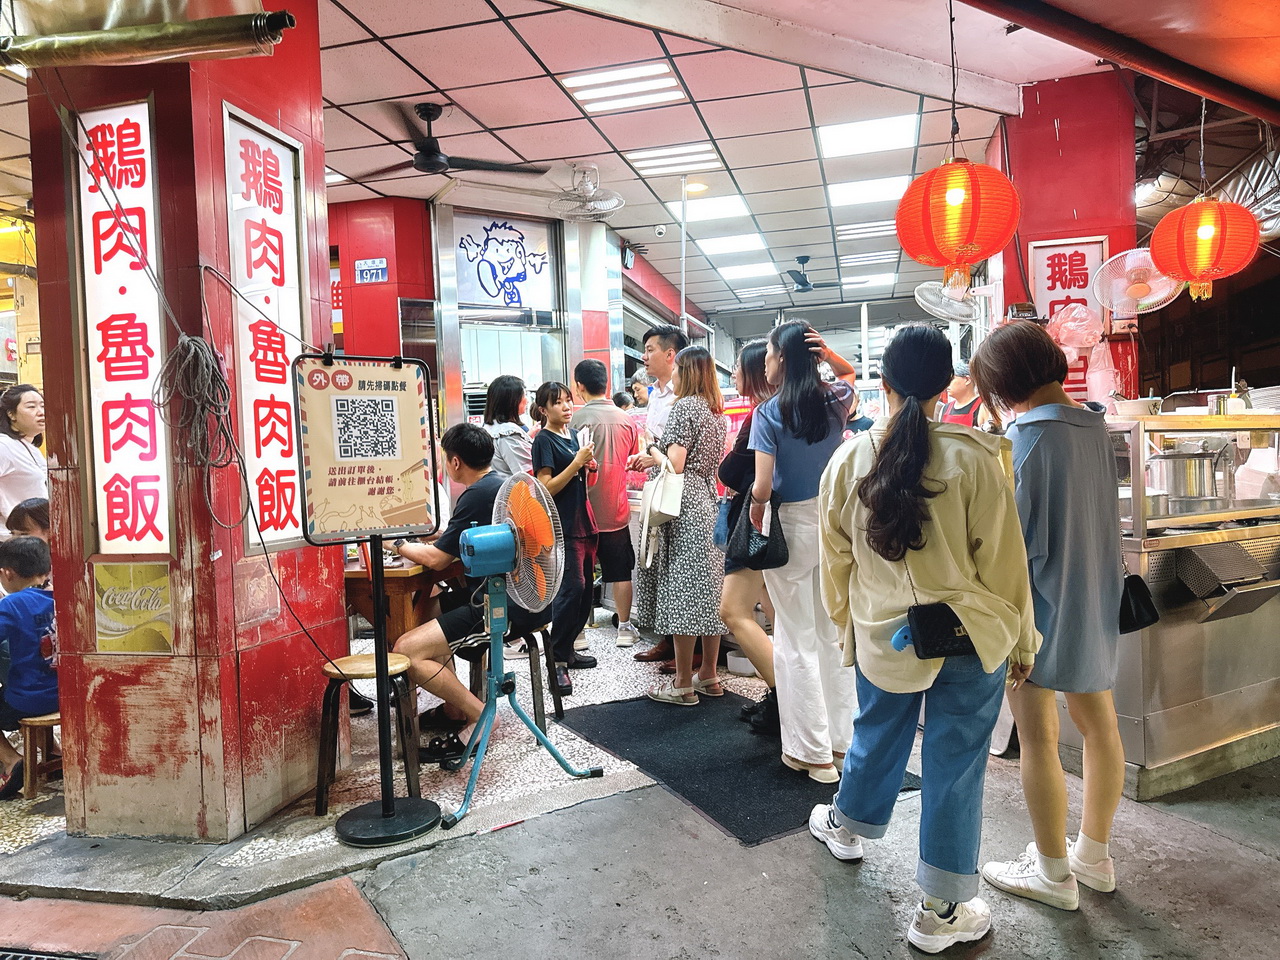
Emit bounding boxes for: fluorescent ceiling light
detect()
[665,194,749,222]
[1135,181,1157,203]
[572,77,678,102]
[719,262,779,280]
[696,233,766,256]
[836,219,898,239]
[736,284,789,297]
[635,160,723,176]
[686,182,710,193]
[625,142,713,162]
[583,90,685,113]
[0,224,23,234]
[632,152,718,169]
[324,168,348,185]
[839,250,899,266]
[3,64,28,79]
[829,176,911,206]
[819,114,920,159]
[841,272,897,287]
[563,62,670,88]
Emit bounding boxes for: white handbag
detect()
[637,454,684,568]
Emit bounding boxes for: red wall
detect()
[328,198,434,356]
[622,251,706,322]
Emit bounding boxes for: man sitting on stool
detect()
[394,423,541,764]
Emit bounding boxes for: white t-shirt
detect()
[0,434,48,535]
[645,379,675,442]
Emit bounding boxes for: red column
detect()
[329,198,434,357]
[988,72,1139,393]
[30,1,347,841]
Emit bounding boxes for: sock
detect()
[922,896,954,917]
[1074,832,1110,865]
[1037,851,1072,882]
[618,620,633,629]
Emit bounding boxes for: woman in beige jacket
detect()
[810,324,1039,955]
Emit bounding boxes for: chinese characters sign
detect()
[1028,236,1108,325]
[225,112,306,546]
[293,357,438,544]
[77,102,172,554]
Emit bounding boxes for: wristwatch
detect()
[393,538,408,548]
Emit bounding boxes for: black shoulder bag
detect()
[726,491,789,570]
[1119,551,1159,633]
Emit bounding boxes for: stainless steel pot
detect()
[1147,451,1223,499]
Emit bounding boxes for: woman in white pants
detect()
[749,321,858,783]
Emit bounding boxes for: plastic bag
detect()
[1046,303,1102,365]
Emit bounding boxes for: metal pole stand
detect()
[440,576,602,829]
[336,533,441,847]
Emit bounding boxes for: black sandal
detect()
[419,733,467,764]
[418,704,465,731]
[0,760,23,801]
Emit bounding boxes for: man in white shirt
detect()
[625,324,688,664]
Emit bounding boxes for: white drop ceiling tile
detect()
[326,182,382,202]
[699,89,810,140]
[322,42,433,105]
[640,240,687,261]
[0,130,29,159]
[808,82,921,127]
[0,74,25,101]
[804,67,857,87]
[608,201,675,228]
[438,132,527,164]
[831,199,900,224]
[822,147,917,183]
[349,0,498,34]
[343,100,482,144]
[919,107,1000,145]
[718,130,817,169]
[913,139,991,172]
[770,242,835,263]
[369,173,453,199]
[745,185,828,215]
[599,178,661,205]
[318,0,373,47]
[676,50,802,102]
[392,22,542,89]
[492,0,559,14]
[732,159,823,194]
[762,225,834,247]
[558,152,634,181]
[497,119,611,162]
[323,108,387,150]
[449,77,581,129]
[515,9,666,73]
[837,237,904,256]
[594,104,708,151]
[641,170,736,202]
[685,279,727,292]
[0,101,26,141]
[664,35,721,55]
[0,157,30,180]
[682,268,722,284]
[326,143,413,179]
[755,208,831,232]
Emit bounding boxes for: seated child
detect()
[0,536,56,799]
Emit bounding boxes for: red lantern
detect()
[895,158,1021,292]
[1150,196,1260,300]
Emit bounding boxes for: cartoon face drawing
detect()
[459,221,548,307]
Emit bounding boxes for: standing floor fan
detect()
[442,473,603,828]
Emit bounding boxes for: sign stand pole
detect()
[335,533,440,846]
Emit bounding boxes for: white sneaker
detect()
[1068,837,1117,892]
[982,847,1079,911]
[573,632,589,651]
[615,623,639,647]
[807,804,863,861]
[907,897,991,954]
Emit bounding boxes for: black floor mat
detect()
[560,691,921,846]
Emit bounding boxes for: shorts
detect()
[596,527,636,583]
[435,586,543,661]
[0,695,27,732]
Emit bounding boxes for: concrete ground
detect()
[6,752,1278,959]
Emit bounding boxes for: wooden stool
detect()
[463,627,561,733]
[18,712,61,800]
[315,653,420,815]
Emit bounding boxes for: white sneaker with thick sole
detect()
[907,897,991,954]
[807,804,863,861]
[573,632,589,651]
[615,623,639,647]
[982,847,1080,911]
[1068,837,1117,892]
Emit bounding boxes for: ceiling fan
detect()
[359,103,551,180]
[784,255,841,293]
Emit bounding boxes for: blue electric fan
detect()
[441,473,602,828]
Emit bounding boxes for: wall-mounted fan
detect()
[361,103,550,180]
[1092,248,1185,319]
[914,281,980,322]
[549,163,625,222]
[785,255,840,292]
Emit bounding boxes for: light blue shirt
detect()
[750,380,854,502]
[1007,402,1122,693]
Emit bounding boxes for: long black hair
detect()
[483,375,526,426]
[857,324,952,562]
[769,321,829,444]
[736,339,774,405]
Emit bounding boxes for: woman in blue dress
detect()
[970,321,1125,912]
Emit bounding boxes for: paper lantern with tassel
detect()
[895,158,1021,294]
[1150,196,1260,300]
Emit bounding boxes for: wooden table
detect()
[343,560,464,642]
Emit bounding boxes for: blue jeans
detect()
[832,655,1005,903]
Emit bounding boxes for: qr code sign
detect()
[333,396,401,460]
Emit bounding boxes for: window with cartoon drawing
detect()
[457,219,551,309]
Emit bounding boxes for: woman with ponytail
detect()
[748,320,859,781]
[813,324,1039,955]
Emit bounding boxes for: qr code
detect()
[333,396,401,460]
